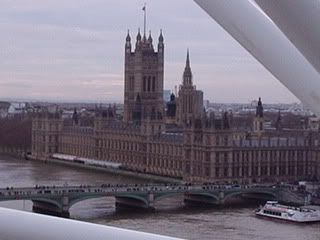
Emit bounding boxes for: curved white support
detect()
[255,0,320,74]
[0,207,183,240]
[194,0,320,116]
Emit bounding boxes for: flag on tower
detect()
[142,4,146,37]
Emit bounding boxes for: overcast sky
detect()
[0,0,299,103]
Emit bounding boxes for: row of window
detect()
[96,139,183,156]
[34,122,60,131]
[59,144,94,158]
[233,150,311,161]
[32,135,58,144]
[185,134,229,146]
[61,136,94,145]
[128,76,157,92]
[97,139,143,152]
[149,157,182,169]
[185,149,313,164]
[263,210,282,216]
[143,76,156,92]
[149,143,183,155]
[185,158,310,178]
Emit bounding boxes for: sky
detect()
[0,0,299,104]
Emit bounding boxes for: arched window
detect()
[147,76,151,92]
[130,76,135,91]
[143,76,146,92]
[152,77,156,92]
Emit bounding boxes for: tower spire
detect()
[256,97,264,118]
[183,49,193,86]
[186,48,190,68]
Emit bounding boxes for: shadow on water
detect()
[1,156,319,240]
[71,195,264,221]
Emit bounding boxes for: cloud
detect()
[0,0,299,103]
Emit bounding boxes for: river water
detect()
[0,155,319,240]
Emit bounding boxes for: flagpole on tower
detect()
[143,3,146,37]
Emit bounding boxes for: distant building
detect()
[0,101,10,118]
[204,100,210,109]
[31,28,320,184]
[123,29,164,124]
[8,102,26,117]
[163,90,171,103]
[166,93,177,124]
[253,97,264,136]
[176,51,204,126]
[308,117,320,131]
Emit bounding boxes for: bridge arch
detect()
[113,194,152,210]
[153,192,184,203]
[223,189,278,202]
[68,193,150,210]
[31,198,62,209]
[184,191,221,205]
[190,192,220,201]
[31,198,68,217]
[115,194,149,206]
[68,195,113,209]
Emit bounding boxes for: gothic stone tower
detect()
[177,50,204,126]
[124,30,164,123]
[253,97,264,136]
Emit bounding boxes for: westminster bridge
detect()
[0,183,306,217]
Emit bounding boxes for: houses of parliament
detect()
[31,29,320,184]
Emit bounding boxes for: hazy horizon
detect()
[0,0,299,103]
[0,96,301,106]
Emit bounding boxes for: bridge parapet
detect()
[0,184,305,217]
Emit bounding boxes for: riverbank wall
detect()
[0,146,28,159]
[26,155,183,184]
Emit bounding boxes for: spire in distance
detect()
[183,49,193,86]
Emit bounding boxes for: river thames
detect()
[0,155,319,240]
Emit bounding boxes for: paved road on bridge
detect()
[0,183,305,217]
[0,183,281,199]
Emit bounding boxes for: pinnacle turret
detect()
[125,30,132,51]
[159,29,164,42]
[148,31,153,43]
[186,49,190,68]
[256,97,264,118]
[136,28,141,41]
[126,30,131,42]
[183,49,193,86]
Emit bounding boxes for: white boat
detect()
[255,201,320,223]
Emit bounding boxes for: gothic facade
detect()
[123,30,164,124]
[31,30,320,184]
[176,51,204,126]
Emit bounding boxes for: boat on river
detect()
[255,201,320,223]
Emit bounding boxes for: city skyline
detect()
[0,0,299,104]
